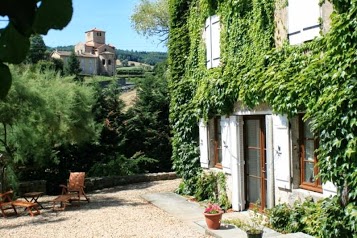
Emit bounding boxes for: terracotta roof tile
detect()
[85,28,105,33]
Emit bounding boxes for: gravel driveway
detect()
[0,179,211,238]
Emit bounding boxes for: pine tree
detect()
[25,35,47,64]
[64,51,82,77]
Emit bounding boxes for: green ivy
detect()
[169,0,357,217]
[193,171,230,210]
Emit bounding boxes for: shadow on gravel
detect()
[0,216,68,230]
[90,180,161,195]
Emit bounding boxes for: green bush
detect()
[266,203,293,233]
[267,196,356,238]
[88,153,157,177]
[193,171,230,210]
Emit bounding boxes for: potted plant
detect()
[203,203,223,230]
[243,209,266,238]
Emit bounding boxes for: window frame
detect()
[213,117,223,168]
[299,115,322,193]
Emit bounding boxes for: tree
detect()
[25,35,47,64]
[0,0,73,99]
[124,63,172,172]
[64,51,81,77]
[131,0,169,44]
[0,65,98,191]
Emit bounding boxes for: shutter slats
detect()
[221,117,231,174]
[273,115,292,190]
[288,0,320,44]
[205,17,212,68]
[205,15,220,68]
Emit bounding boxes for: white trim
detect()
[199,119,209,168]
[221,116,231,174]
[273,114,292,190]
[265,115,275,208]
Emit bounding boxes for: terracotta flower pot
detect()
[204,212,223,230]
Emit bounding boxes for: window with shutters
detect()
[205,15,220,69]
[288,0,321,45]
[299,115,322,193]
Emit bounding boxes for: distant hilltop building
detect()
[51,28,116,76]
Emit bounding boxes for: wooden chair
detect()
[0,190,17,217]
[60,172,90,204]
[0,190,40,217]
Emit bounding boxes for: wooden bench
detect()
[12,201,40,217]
[52,194,75,211]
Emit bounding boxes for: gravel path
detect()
[0,179,211,238]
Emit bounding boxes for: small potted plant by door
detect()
[244,225,263,238]
[203,203,223,230]
[243,209,265,238]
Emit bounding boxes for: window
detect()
[299,115,322,192]
[102,59,105,65]
[288,0,320,45]
[108,59,111,65]
[205,15,220,69]
[213,117,222,168]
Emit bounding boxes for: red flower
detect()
[204,203,222,214]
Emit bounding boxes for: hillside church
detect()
[51,28,116,76]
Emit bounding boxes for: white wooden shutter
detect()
[273,115,291,190]
[199,119,209,168]
[211,15,220,68]
[205,17,212,69]
[230,116,245,211]
[220,116,231,174]
[288,0,301,45]
[265,115,274,208]
[288,0,320,45]
[323,181,337,196]
[301,0,320,42]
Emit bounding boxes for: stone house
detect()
[51,28,116,76]
[198,1,337,211]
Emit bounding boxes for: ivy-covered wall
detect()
[168,0,356,209]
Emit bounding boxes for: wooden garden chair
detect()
[60,172,90,204]
[0,190,40,217]
[0,190,17,217]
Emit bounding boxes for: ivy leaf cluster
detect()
[169,0,357,219]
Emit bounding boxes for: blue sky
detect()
[1,0,167,52]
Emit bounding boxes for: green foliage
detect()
[169,0,357,222]
[131,0,169,43]
[116,49,167,66]
[0,65,98,190]
[192,171,230,210]
[124,72,172,172]
[266,197,357,237]
[0,0,73,99]
[116,67,146,76]
[25,35,47,64]
[88,153,157,177]
[64,50,82,78]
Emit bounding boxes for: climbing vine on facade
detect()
[168,0,356,218]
